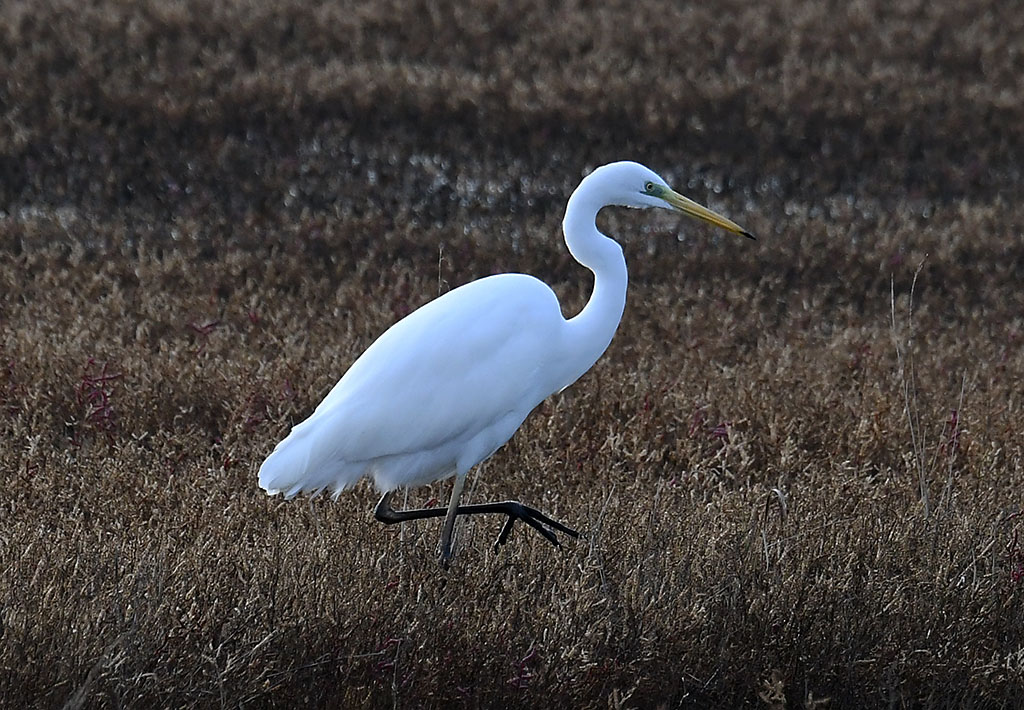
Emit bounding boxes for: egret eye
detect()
[644,181,655,193]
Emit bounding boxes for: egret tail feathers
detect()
[257,423,363,499]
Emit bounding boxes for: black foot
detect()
[373,492,580,556]
[487,501,580,551]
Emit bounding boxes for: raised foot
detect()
[489,501,581,551]
[373,491,580,563]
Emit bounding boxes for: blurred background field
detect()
[1,0,1022,707]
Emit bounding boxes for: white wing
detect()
[258,274,567,496]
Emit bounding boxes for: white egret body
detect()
[259,161,752,562]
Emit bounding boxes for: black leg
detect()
[374,491,580,552]
[374,490,449,524]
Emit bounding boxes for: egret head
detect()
[583,161,755,240]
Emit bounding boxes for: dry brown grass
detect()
[2,0,1023,707]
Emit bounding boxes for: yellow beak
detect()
[663,189,755,240]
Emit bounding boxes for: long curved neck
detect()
[559,189,628,388]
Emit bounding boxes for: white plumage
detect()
[258,161,752,563]
[259,274,568,496]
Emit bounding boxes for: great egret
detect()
[259,161,753,564]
